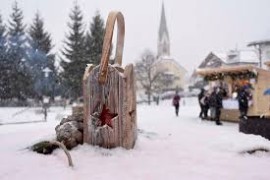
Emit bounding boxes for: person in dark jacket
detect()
[198,88,205,118]
[237,87,250,119]
[173,92,181,116]
[215,88,223,125]
[209,90,216,121]
[202,93,210,119]
[209,87,223,125]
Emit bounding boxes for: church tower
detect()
[158,2,170,58]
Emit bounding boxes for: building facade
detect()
[248,40,270,69]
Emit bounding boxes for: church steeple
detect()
[158,2,170,58]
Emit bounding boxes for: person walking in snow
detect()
[198,88,205,118]
[172,92,181,116]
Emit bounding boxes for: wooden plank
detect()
[124,64,137,149]
[84,65,137,149]
[83,64,95,143]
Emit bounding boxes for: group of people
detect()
[198,87,224,125]
[171,84,251,124]
[198,84,252,125]
[171,88,225,124]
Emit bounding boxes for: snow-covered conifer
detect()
[60,2,86,99]
[85,11,105,65]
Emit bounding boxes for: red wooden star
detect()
[99,104,118,128]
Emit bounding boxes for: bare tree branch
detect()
[51,141,74,167]
[135,50,172,104]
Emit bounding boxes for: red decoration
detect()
[99,104,118,128]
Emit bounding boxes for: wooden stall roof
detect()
[196,65,263,76]
[264,61,270,67]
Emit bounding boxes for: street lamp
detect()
[43,67,52,78]
[42,67,52,95]
[42,67,52,121]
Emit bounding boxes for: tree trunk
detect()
[147,92,151,105]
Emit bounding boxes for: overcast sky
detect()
[1,0,270,72]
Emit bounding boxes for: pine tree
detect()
[60,3,86,99]
[7,1,33,101]
[85,11,105,65]
[0,15,6,57]
[0,14,9,100]
[28,12,58,100]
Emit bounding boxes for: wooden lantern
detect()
[83,11,137,149]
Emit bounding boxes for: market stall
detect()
[265,61,270,69]
[196,65,270,122]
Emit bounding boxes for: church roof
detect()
[159,2,169,42]
[156,56,187,73]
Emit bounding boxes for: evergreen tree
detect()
[7,1,33,101]
[85,11,105,65]
[60,3,86,99]
[28,12,58,100]
[0,14,6,56]
[0,14,9,100]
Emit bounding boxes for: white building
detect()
[247,40,270,69]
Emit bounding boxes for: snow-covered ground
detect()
[0,107,44,124]
[0,106,70,124]
[1,97,270,180]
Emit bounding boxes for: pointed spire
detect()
[158,1,170,57]
[159,1,169,41]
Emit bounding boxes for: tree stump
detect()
[83,11,137,149]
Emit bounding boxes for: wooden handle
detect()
[98,11,125,84]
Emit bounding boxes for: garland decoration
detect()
[204,70,258,81]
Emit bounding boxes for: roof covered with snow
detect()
[213,49,259,64]
[248,39,270,46]
[157,55,187,73]
[212,51,227,62]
